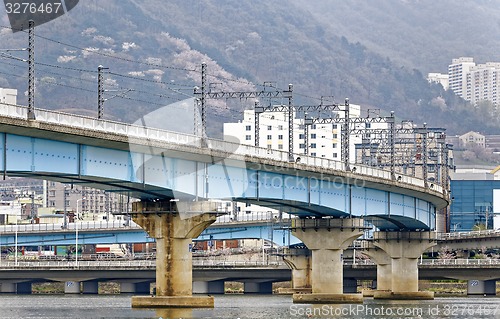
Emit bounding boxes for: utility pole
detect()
[194,64,293,156]
[97,65,109,119]
[341,98,350,170]
[27,20,35,120]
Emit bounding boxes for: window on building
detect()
[299,134,305,139]
[278,135,283,140]
[278,125,283,130]
[49,200,56,207]
[267,125,272,130]
[245,125,251,131]
[267,135,272,140]
[332,143,337,148]
[49,190,56,197]
[312,125,317,129]
[267,145,272,149]
[333,153,338,158]
[299,144,305,149]
[366,123,371,128]
[333,134,338,138]
[245,135,252,141]
[278,144,283,150]
[333,124,338,129]
[311,153,316,157]
[311,134,316,139]
[311,143,317,149]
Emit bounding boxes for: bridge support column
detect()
[65,281,81,294]
[16,282,32,295]
[82,281,99,294]
[361,245,392,296]
[130,200,217,308]
[121,282,150,294]
[0,283,17,293]
[193,281,225,294]
[467,280,496,296]
[281,248,312,294]
[373,231,436,300]
[291,218,366,304]
[244,281,273,294]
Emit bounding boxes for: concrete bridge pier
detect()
[192,281,225,294]
[243,281,273,294]
[130,200,218,308]
[361,244,392,296]
[291,218,366,304]
[467,280,497,296]
[121,282,151,294]
[373,231,436,300]
[0,282,32,294]
[0,283,17,293]
[281,248,312,294]
[65,281,81,294]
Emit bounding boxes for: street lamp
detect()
[75,197,85,266]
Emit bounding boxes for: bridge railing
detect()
[215,212,292,224]
[438,229,500,240]
[0,103,441,193]
[0,259,283,269]
[0,220,141,234]
[350,258,500,266]
[2,258,497,269]
[420,258,500,266]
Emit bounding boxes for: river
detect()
[0,294,498,318]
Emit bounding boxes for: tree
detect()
[437,245,455,260]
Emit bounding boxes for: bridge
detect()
[0,103,448,306]
[0,258,497,296]
[1,217,499,249]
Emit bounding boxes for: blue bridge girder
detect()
[0,105,448,231]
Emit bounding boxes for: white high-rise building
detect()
[448,57,476,98]
[466,62,500,106]
[223,105,363,163]
[223,104,389,163]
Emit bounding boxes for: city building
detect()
[466,62,500,106]
[223,104,373,163]
[448,57,476,99]
[459,131,486,148]
[427,72,449,90]
[445,57,500,106]
[450,179,499,231]
[0,177,132,225]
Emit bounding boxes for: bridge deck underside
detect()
[0,133,436,230]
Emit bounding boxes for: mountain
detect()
[0,1,499,137]
[293,0,500,74]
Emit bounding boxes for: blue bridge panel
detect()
[82,146,132,181]
[34,138,79,174]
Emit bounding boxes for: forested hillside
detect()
[0,1,498,136]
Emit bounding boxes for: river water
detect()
[0,294,498,319]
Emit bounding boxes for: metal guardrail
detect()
[0,216,291,234]
[0,103,441,193]
[1,258,498,270]
[0,259,283,269]
[0,221,141,234]
[438,229,500,240]
[351,259,500,266]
